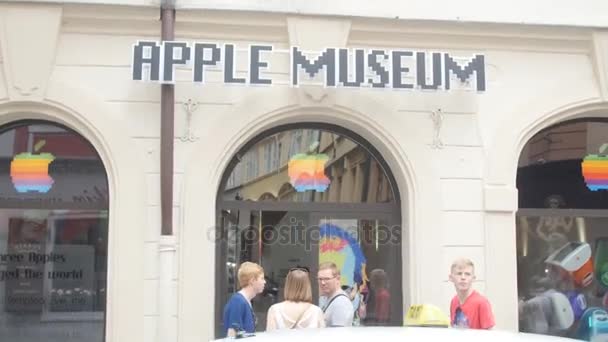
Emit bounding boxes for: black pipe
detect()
[160,6,175,236]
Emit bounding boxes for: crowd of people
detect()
[222,257,495,337]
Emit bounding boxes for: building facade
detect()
[1,1,608,341]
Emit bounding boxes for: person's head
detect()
[318,262,341,296]
[238,262,266,294]
[449,258,476,293]
[370,268,388,290]
[284,266,313,303]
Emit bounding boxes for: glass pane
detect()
[517,121,608,209]
[0,122,107,342]
[222,210,311,331]
[222,129,395,203]
[315,215,401,327]
[218,209,402,336]
[516,214,608,340]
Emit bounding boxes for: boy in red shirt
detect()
[449,258,495,329]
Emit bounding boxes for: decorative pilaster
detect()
[592,31,608,101]
[0,4,62,101]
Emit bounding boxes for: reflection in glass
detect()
[223,129,395,203]
[517,120,608,210]
[517,119,608,340]
[0,122,108,342]
[218,210,400,333]
[516,216,608,339]
[216,125,402,337]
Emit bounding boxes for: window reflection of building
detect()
[224,129,394,203]
[516,119,608,339]
[0,121,108,341]
[518,121,600,168]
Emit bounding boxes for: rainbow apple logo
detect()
[581,143,608,191]
[10,140,55,193]
[288,153,330,192]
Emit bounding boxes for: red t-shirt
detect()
[450,290,495,329]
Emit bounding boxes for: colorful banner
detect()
[319,222,367,286]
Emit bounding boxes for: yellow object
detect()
[404,304,450,327]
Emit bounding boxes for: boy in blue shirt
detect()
[223,262,266,337]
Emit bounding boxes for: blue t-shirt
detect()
[222,292,255,336]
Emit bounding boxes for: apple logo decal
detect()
[10,140,55,193]
[288,153,330,192]
[581,143,608,191]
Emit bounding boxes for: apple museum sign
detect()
[132,41,486,92]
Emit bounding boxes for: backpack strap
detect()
[290,304,311,329]
[322,293,348,313]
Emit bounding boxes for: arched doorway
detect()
[516,118,608,339]
[215,123,403,336]
[0,120,109,341]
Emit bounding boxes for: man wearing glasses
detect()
[318,262,354,327]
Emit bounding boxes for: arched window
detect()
[215,124,402,337]
[516,119,608,340]
[0,120,108,341]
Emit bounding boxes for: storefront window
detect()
[517,119,608,340]
[0,121,108,342]
[223,128,395,203]
[215,124,402,337]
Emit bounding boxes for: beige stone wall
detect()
[6,0,608,28]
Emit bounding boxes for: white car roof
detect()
[214,327,577,341]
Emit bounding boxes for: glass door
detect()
[250,210,311,330]
[217,207,403,334]
[310,212,402,326]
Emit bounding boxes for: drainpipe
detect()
[159,2,177,342]
[160,0,175,237]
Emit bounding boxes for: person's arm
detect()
[479,298,495,329]
[225,300,245,337]
[266,305,277,331]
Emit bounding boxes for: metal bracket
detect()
[180,99,200,142]
[430,108,444,149]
